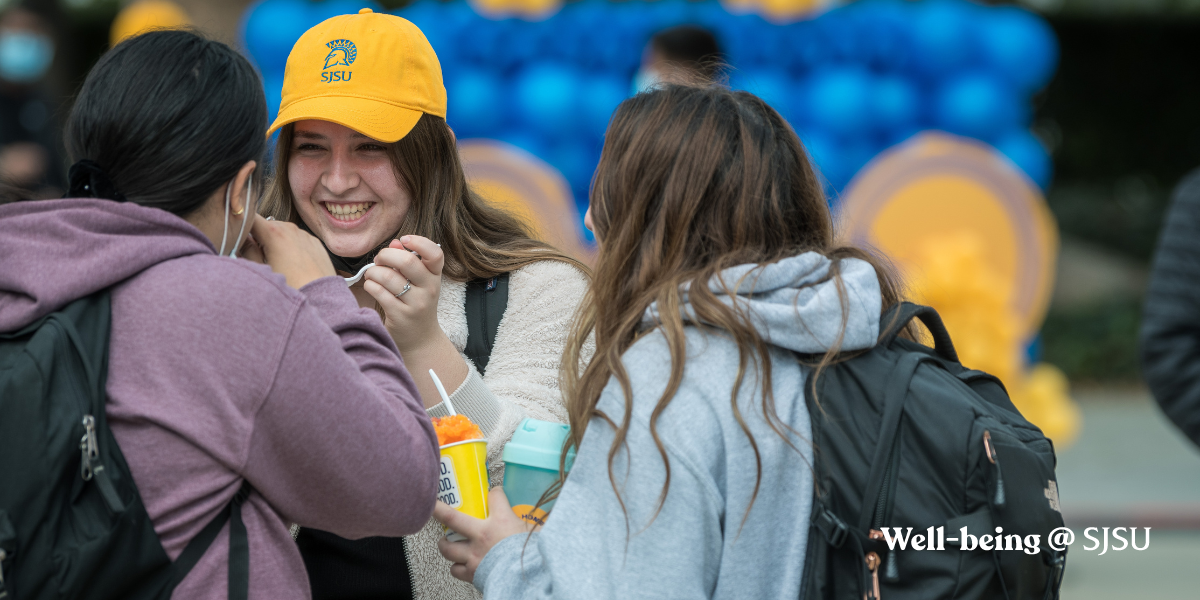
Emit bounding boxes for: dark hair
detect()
[64,30,267,216]
[0,181,29,205]
[650,25,723,80]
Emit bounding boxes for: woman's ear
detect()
[229,160,258,215]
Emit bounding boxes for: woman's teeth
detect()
[324,202,371,221]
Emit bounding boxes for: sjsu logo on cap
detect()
[322,39,355,83]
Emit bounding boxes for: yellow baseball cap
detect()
[267,8,447,143]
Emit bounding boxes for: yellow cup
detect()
[437,439,489,541]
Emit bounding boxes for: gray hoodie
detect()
[475,252,882,599]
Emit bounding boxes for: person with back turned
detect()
[0,30,439,599]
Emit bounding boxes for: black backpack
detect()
[0,291,252,599]
[800,303,1067,600]
[297,274,510,600]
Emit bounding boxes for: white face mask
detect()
[218,171,254,258]
[632,66,662,95]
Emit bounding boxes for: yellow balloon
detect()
[110,0,191,47]
[470,0,562,20]
[759,0,824,22]
[905,231,1080,448]
[458,139,594,265]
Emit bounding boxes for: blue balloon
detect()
[735,69,794,123]
[546,140,598,197]
[802,67,874,137]
[872,75,920,133]
[395,0,442,29]
[993,129,1053,189]
[933,73,1025,141]
[725,14,774,68]
[447,69,506,137]
[450,12,500,67]
[579,75,627,138]
[882,126,925,150]
[798,130,847,193]
[780,20,830,75]
[314,0,381,21]
[907,0,980,79]
[978,6,1059,93]
[514,63,581,137]
[262,70,285,122]
[851,0,915,73]
[498,131,547,159]
[242,0,313,73]
[815,6,869,65]
[840,137,880,189]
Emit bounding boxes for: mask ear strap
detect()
[218,181,232,256]
[228,168,255,258]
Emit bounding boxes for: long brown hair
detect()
[259,114,586,280]
[558,84,904,528]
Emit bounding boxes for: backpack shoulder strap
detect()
[878,302,959,363]
[171,480,253,599]
[464,273,510,376]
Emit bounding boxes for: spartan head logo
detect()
[323,39,357,69]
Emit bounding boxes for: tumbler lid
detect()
[501,418,576,472]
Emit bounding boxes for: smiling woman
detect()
[285,121,411,256]
[256,8,591,600]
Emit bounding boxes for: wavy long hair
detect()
[260,114,586,280]
[558,84,905,528]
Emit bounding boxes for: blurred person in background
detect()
[0,30,440,598]
[633,24,723,93]
[258,9,590,600]
[1140,170,1200,449]
[0,2,64,196]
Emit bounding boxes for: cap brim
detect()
[267,95,423,143]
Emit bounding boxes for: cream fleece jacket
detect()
[406,258,590,600]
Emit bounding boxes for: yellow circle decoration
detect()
[458,139,594,265]
[838,131,1057,341]
[110,0,192,47]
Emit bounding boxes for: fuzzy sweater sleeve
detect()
[410,259,592,600]
[427,259,592,482]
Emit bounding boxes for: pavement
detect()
[1055,387,1200,599]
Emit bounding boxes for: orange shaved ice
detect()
[432,414,483,446]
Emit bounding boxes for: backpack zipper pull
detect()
[865,551,882,600]
[983,431,1006,508]
[79,414,125,512]
[869,530,901,582]
[80,415,98,481]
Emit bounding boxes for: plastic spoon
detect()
[342,244,440,287]
[344,262,375,286]
[429,369,456,416]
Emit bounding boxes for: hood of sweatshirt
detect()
[0,198,216,331]
[645,252,882,354]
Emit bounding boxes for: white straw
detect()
[429,369,456,416]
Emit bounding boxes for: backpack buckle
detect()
[815,505,849,549]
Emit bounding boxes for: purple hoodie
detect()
[0,198,440,599]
